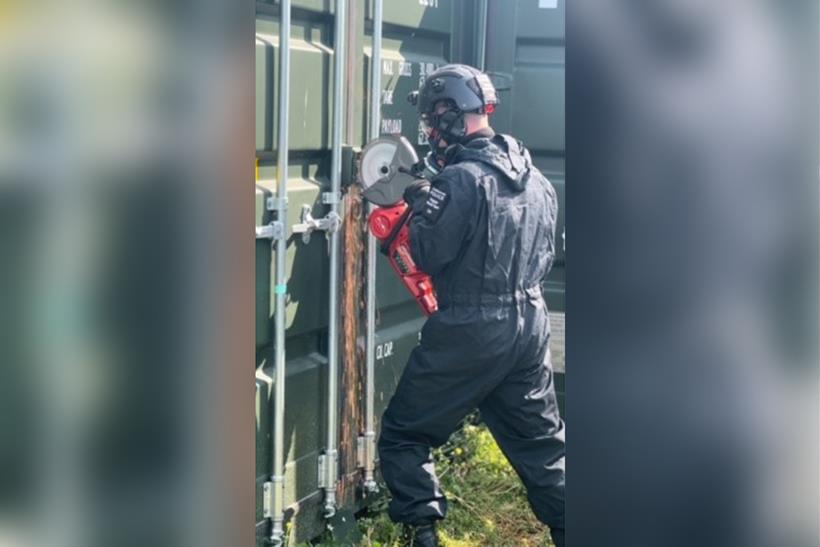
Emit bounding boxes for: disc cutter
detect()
[357,135,438,316]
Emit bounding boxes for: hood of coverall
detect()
[446,133,534,192]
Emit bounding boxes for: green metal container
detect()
[255,1,565,543]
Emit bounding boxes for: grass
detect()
[310,419,554,547]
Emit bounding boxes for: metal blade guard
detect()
[359,135,420,207]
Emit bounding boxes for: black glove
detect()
[403,179,431,211]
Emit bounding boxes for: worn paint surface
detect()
[339,184,366,506]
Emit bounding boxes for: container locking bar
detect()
[323,0,346,522]
[291,203,341,244]
[270,0,292,542]
[362,0,383,497]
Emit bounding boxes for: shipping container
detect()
[254,0,565,543]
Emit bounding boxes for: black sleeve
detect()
[408,169,479,277]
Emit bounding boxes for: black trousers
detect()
[378,299,565,534]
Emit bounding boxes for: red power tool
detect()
[369,203,438,316]
[358,135,439,316]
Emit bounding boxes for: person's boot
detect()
[402,521,439,547]
[549,526,564,547]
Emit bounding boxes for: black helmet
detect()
[408,64,498,155]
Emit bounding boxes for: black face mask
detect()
[422,108,467,165]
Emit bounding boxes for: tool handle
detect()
[379,206,412,256]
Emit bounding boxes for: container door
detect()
[363,0,476,462]
[484,0,566,413]
[255,2,337,543]
[255,0,479,543]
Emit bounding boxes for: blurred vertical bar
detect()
[567,2,818,547]
[0,1,255,546]
[475,0,488,71]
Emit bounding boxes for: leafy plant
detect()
[311,418,554,547]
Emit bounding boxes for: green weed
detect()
[311,421,554,547]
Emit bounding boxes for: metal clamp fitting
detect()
[292,205,341,244]
[266,196,288,212]
[322,191,341,205]
[256,221,286,241]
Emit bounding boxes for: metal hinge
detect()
[255,221,285,240]
[292,204,341,244]
[318,451,339,489]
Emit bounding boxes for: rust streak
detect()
[338,184,367,505]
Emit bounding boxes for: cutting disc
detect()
[358,135,420,206]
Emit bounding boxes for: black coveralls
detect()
[378,130,566,538]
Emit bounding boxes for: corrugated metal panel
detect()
[255,2,339,544]
[485,0,565,312]
[366,0,452,151]
[255,1,468,544]
[255,1,565,542]
[255,16,335,152]
[484,0,565,417]
[359,16,469,535]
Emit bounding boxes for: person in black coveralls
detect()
[377,64,565,547]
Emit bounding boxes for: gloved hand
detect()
[403,179,431,211]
